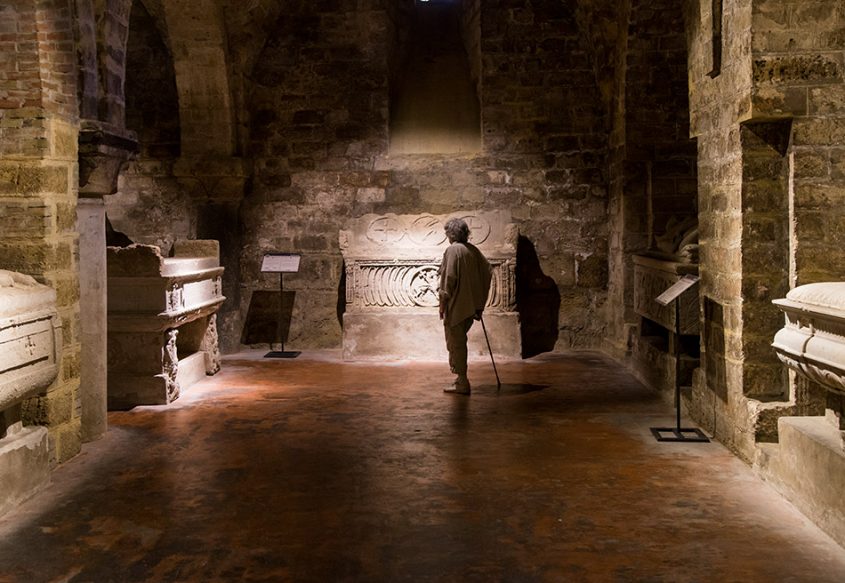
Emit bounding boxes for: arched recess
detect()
[160,0,236,158]
[157,0,247,353]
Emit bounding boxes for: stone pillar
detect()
[76,198,107,441]
[77,122,137,441]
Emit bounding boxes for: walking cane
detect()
[479,316,501,389]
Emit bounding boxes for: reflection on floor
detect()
[1,351,844,582]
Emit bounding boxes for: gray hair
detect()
[444,218,470,243]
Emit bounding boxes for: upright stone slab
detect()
[0,271,62,516]
[106,240,224,409]
[340,211,520,361]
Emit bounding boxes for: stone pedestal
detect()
[340,211,520,360]
[107,240,224,409]
[757,416,845,547]
[0,271,61,516]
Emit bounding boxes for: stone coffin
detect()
[772,283,845,396]
[632,255,699,392]
[633,255,699,335]
[0,270,61,516]
[107,240,224,409]
[340,211,520,360]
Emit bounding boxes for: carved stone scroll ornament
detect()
[201,314,222,375]
[162,328,180,402]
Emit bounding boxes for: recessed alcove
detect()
[389,0,481,154]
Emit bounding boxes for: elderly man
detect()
[438,218,492,395]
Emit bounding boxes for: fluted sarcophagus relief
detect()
[339,211,520,360]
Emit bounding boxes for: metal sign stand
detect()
[261,253,301,359]
[650,275,710,443]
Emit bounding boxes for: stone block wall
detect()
[105,0,192,253]
[751,0,845,284]
[687,0,845,456]
[0,1,82,463]
[686,0,755,458]
[241,0,609,352]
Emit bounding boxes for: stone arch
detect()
[160,0,236,157]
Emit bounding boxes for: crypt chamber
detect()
[1,0,845,575]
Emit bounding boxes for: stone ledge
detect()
[0,426,50,518]
[755,416,845,547]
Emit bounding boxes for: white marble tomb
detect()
[0,270,61,516]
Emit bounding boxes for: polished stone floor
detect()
[1,351,844,582]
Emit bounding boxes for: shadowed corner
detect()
[474,383,548,396]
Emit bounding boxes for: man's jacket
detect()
[439,242,492,327]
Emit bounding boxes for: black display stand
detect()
[261,253,301,359]
[650,275,710,443]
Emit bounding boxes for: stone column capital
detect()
[78,120,139,199]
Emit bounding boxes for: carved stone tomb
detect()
[340,211,520,361]
[0,271,61,516]
[632,254,700,393]
[107,240,224,409]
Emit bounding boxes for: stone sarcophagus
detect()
[632,254,700,393]
[633,255,699,336]
[107,240,224,409]
[0,270,61,516]
[772,283,845,396]
[340,211,520,360]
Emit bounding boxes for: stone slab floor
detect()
[1,352,844,582]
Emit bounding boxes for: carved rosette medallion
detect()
[366,217,404,245]
[459,215,491,245]
[409,216,447,246]
[409,266,440,307]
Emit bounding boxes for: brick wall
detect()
[0,0,82,463]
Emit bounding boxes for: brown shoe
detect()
[444,377,471,395]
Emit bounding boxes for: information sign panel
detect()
[655,274,699,306]
[261,253,301,273]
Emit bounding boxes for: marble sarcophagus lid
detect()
[340,211,520,361]
[0,270,61,516]
[107,240,224,409]
[773,283,845,396]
